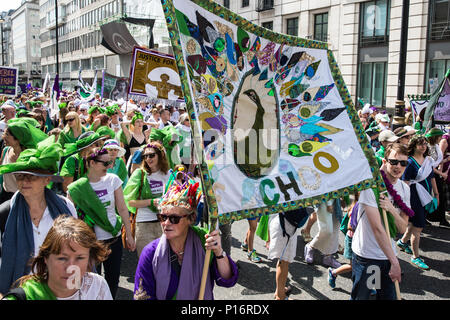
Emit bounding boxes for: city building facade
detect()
[220,0,450,110]
[39,0,171,89]
[9,0,42,87]
[0,10,15,68]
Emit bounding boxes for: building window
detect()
[358,62,387,107]
[242,0,249,7]
[223,0,230,9]
[429,0,450,40]
[360,0,390,46]
[286,17,298,36]
[71,60,80,71]
[314,12,328,42]
[425,59,450,92]
[92,56,104,69]
[262,21,273,30]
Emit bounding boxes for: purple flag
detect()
[52,73,60,100]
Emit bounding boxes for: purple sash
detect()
[152,227,213,300]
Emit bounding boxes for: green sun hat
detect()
[7,118,49,149]
[425,127,444,138]
[63,130,108,157]
[0,135,64,182]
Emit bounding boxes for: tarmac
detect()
[116,213,450,301]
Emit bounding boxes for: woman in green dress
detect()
[57,112,87,148]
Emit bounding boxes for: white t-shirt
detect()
[57,272,113,300]
[89,173,123,241]
[136,170,170,223]
[352,179,410,260]
[6,192,79,257]
[0,120,7,141]
[158,119,173,129]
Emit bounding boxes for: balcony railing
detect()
[256,0,274,12]
[429,21,450,41]
[359,35,389,47]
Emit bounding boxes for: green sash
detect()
[4,279,58,300]
[68,177,122,237]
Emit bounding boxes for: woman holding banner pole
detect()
[133,170,238,300]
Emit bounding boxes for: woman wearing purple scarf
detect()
[133,171,238,300]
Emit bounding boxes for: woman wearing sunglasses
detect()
[133,170,238,300]
[0,140,77,295]
[57,112,87,148]
[123,142,170,257]
[398,135,439,270]
[67,148,136,299]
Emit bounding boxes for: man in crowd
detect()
[351,143,410,300]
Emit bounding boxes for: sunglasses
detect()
[387,159,408,167]
[157,213,189,224]
[94,159,113,167]
[143,153,157,159]
[66,118,75,122]
[14,173,42,181]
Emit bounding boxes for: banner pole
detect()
[198,249,212,300]
[381,208,402,300]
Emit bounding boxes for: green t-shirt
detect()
[57,127,87,148]
[60,154,86,179]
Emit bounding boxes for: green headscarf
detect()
[105,104,119,117]
[7,118,48,149]
[0,136,63,175]
[131,111,144,125]
[88,106,100,114]
[95,125,115,140]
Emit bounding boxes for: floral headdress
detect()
[159,168,202,212]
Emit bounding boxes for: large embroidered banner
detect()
[128,46,183,102]
[161,0,382,225]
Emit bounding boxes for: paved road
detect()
[116,214,450,300]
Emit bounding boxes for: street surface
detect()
[116,214,450,300]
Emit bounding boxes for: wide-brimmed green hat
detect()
[63,130,108,157]
[7,117,48,149]
[0,135,64,182]
[425,127,444,138]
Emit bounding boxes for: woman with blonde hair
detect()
[57,111,87,148]
[120,111,151,169]
[124,142,170,256]
[2,215,112,300]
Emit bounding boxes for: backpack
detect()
[279,207,310,240]
[51,156,80,196]
[2,287,26,300]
